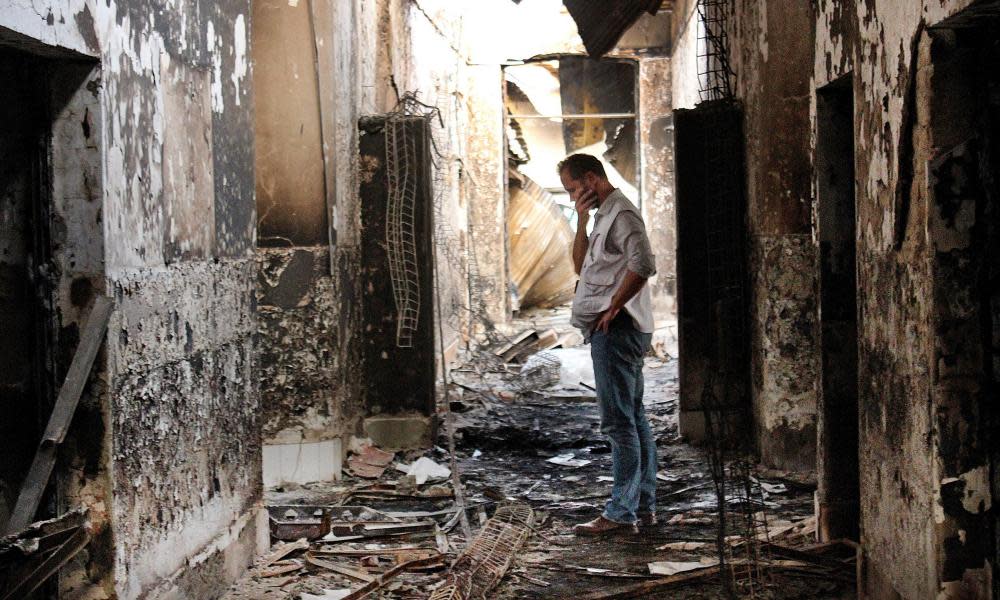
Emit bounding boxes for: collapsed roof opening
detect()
[562,0,666,57]
[503,57,639,311]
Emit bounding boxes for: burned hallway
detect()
[0,1,997,599]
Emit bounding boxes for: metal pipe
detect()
[508,113,636,119]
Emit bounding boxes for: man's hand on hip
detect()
[592,270,650,334]
[592,306,621,334]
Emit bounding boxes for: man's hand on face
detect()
[575,187,598,220]
[592,306,620,334]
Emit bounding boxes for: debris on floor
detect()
[225,311,855,599]
[346,446,396,480]
[0,508,93,600]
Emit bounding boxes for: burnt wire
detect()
[696,0,773,596]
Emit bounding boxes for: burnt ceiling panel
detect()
[562,0,663,57]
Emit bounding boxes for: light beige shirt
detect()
[570,190,656,336]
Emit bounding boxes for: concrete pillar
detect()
[731,0,819,472]
[638,56,678,355]
[464,65,510,328]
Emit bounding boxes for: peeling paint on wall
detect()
[811,1,997,598]
[750,235,819,471]
[639,57,676,316]
[2,0,261,596]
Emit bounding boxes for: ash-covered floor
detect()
[224,310,855,599]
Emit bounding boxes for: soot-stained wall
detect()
[252,0,341,453]
[253,0,477,461]
[673,1,998,596]
[1,0,265,597]
[728,0,819,472]
[358,118,437,418]
[671,0,820,470]
[813,1,996,598]
[639,56,676,329]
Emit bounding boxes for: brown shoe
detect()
[573,516,639,536]
[638,512,657,528]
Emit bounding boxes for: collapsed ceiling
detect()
[562,0,665,57]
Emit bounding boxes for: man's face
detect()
[560,169,594,203]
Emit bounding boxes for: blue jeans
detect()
[590,313,656,524]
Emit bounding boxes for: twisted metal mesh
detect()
[429,505,535,600]
[694,0,772,595]
[697,0,735,103]
[385,108,423,348]
[509,351,561,393]
[392,92,505,348]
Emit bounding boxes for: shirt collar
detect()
[595,189,622,219]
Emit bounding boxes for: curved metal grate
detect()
[428,504,535,600]
[385,109,423,348]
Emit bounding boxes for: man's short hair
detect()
[557,153,607,180]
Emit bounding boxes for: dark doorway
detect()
[0,34,103,596]
[815,75,859,542]
[925,11,1000,592]
[675,100,750,444]
[0,47,58,534]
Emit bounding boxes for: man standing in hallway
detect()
[558,154,658,536]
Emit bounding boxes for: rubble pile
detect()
[224,323,855,599]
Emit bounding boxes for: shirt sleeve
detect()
[609,212,657,278]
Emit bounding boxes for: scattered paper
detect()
[648,559,717,576]
[547,454,592,468]
[656,541,708,551]
[759,481,788,494]
[472,449,482,458]
[398,457,451,485]
[300,589,351,600]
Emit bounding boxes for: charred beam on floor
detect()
[5,297,112,536]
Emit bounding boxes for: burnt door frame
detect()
[814,73,859,542]
[924,16,1000,591]
[675,99,751,446]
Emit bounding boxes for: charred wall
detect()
[1,0,265,597]
[252,0,476,473]
[257,249,339,443]
[728,0,819,472]
[672,0,819,468]
[812,1,998,598]
[251,0,343,479]
[639,56,677,336]
[358,118,436,419]
[672,0,999,595]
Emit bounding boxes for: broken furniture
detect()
[0,510,91,600]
